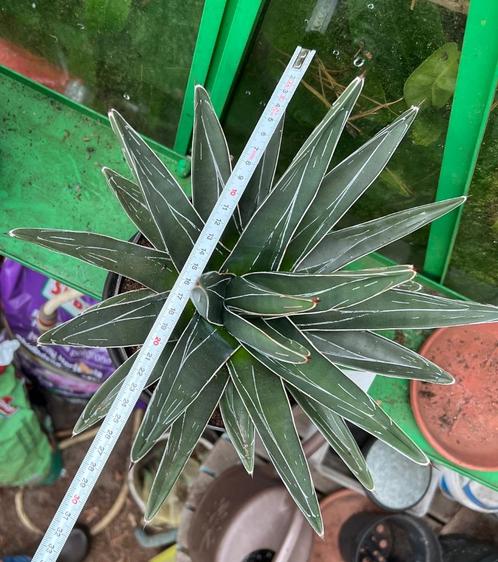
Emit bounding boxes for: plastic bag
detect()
[0,259,114,400]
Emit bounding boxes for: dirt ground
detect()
[0,394,161,562]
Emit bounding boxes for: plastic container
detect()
[364,438,433,511]
[338,512,442,562]
[439,468,498,514]
[187,464,313,562]
[0,259,114,400]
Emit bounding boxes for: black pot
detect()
[102,231,142,368]
[339,512,442,562]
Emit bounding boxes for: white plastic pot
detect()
[439,467,498,514]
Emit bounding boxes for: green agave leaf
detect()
[224,77,364,274]
[190,271,232,325]
[74,352,137,435]
[131,315,237,461]
[73,342,174,435]
[223,307,310,364]
[284,107,418,267]
[291,78,359,162]
[102,167,165,251]
[225,275,316,316]
[38,289,176,348]
[306,330,453,384]
[10,229,176,293]
[191,86,240,246]
[291,388,373,490]
[219,378,255,474]
[109,110,205,270]
[192,86,232,221]
[228,348,323,535]
[244,266,414,313]
[238,116,284,227]
[249,319,427,465]
[145,368,229,522]
[295,197,465,273]
[296,288,498,331]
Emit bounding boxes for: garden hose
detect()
[14,410,143,536]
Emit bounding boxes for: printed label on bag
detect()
[42,280,90,317]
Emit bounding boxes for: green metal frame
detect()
[0,66,186,166]
[423,0,498,282]
[174,0,265,155]
[0,65,189,299]
[173,0,228,155]
[204,0,266,116]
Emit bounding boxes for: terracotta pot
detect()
[411,323,498,471]
[187,464,313,562]
[309,489,380,562]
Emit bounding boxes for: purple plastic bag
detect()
[0,259,114,400]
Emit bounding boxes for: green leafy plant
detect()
[11,77,498,535]
[404,42,460,109]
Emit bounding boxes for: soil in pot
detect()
[411,323,498,471]
[338,512,442,562]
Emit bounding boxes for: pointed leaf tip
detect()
[296,196,467,273]
[37,333,54,345]
[108,109,124,134]
[194,83,210,98]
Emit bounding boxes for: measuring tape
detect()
[32,45,314,561]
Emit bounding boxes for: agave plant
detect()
[11,77,498,534]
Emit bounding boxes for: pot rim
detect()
[352,512,441,561]
[410,326,498,472]
[362,437,432,512]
